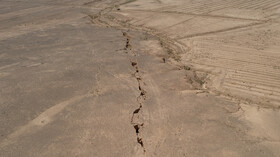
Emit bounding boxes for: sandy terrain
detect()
[0,0,279,156]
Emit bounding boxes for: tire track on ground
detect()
[176,20,269,39]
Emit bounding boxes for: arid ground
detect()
[0,0,280,156]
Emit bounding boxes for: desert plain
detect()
[0,0,280,156]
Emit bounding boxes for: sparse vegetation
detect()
[184,65,191,70]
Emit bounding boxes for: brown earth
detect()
[0,0,279,156]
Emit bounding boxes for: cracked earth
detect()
[0,0,280,156]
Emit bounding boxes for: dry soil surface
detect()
[0,0,280,157]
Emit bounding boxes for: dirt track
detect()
[0,0,280,156]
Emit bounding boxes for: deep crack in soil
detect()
[122,31,147,153]
[86,3,148,152]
